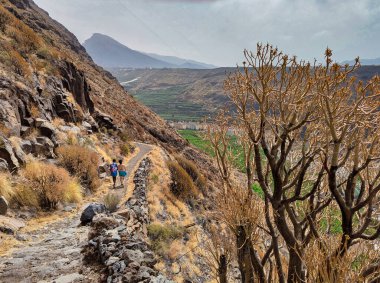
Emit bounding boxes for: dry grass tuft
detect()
[175,154,207,192]
[15,161,82,209]
[148,223,184,256]
[167,161,199,201]
[57,145,101,192]
[103,192,120,212]
[0,173,13,200]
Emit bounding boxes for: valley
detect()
[110,68,231,121]
[110,66,380,122]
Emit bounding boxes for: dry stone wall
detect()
[84,158,174,283]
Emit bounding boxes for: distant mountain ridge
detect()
[342,57,380,66]
[83,33,216,69]
[145,52,217,69]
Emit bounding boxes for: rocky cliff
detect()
[0,0,217,178]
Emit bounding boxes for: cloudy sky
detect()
[34,0,380,66]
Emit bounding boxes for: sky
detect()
[34,0,380,67]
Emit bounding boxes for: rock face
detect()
[80,203,107,225]
[0,196,8,215]
[0,137,20,172]
[84,158,174,283]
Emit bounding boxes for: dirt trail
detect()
[0,143,153,283]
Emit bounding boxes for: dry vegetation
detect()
[14,161,82,210]
[57,145,101,192]
[204,44,380,282]
[103,192,120,212]
[146,147,211,282]
[0,4,62,78]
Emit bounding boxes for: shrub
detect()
[0,173,13,200]
[120,143,130,156]
[167,161,198,200]
[1,49,31,76]
[8,19,41,54]
[147,223,184,256]
[118,130,129,142]
[57,145,101,192]
[17,161,82,209]
[175,155,207,191]
[0,6,11,33]
[103,192,120,212]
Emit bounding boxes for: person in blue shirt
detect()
[110,159,118,189]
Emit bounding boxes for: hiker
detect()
[110,159,118,188]
[118,159,127,188]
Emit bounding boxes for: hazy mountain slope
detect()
[83,33,176,68]
[343,57,380,66]
[146,52,217,69]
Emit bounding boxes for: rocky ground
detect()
[0,143,153,283]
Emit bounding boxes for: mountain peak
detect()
[83,33,216,69]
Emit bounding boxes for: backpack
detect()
[110,163,118,174]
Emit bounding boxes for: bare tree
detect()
[206,43,380,282]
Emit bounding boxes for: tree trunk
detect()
[237,225,254,283]
[287,248,306,283]
[218,254,228,283]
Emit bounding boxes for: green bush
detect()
[167,161,198,200]
[57,145,101,192]
[147,223,184,256]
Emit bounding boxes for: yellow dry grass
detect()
[147,147,193,225]
[146,147,212,281]
[0,235,21,256]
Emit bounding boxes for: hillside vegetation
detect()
[111,66,380,122]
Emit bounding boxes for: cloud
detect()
[34,0,380,66]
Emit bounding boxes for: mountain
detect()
[145,52,217,69]
[342,57,380,66]
[83,33,176,68]
[83,33,216,69]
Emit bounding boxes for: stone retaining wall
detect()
[84,158,174,283]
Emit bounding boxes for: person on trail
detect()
[110,159,118,189]
[118,159,127,188]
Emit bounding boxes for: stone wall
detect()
[84,158,174,283]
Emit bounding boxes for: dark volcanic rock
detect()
[80,203,107,225]
[0,196,8,215]
[0,137,19,172]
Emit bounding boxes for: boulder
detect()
[32,137,55,158]
[93,110,118,131]
[0,215,25,235]
[20,126,32,138]
[35,118,47,128]
[20,140,32,154]
[13,146,26,166]
[0,158,9,172]
[0,196,8,215]
[80,203,107,224]
[0,99,21,136]
[0,137,20,172]
[39,121,56,139]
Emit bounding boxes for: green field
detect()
[133,86,210,121]
[178,129,263,198]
